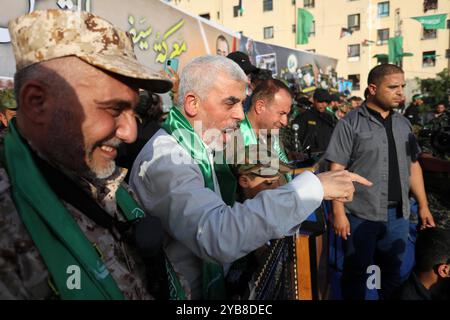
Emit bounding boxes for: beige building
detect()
[170,0,450,99]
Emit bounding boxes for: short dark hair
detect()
[349,96,363,102]
[367,64,404,86]
[216,35,228,45]
[250,78,292,107]
[415,228,450,273]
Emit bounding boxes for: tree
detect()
[417,68,450,106]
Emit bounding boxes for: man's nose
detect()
[233,104,245,121]
[116,109,137,143]
[280,115,288,127]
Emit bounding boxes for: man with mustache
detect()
[325,64,435,300]
[130,55,372,299]
[0,10,174,299]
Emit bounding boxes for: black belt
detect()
[388,200,400,208]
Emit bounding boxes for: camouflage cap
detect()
[0,89,17,110]
[8,9,172,93]
[228,144,293,178]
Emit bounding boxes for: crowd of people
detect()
[0,9,448,301]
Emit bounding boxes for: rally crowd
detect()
[0,9,449,301]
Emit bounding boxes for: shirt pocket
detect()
[354,131,375,154]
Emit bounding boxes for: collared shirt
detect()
[366,107,402,202]
[130,128,324,299]
[325,103,418,222]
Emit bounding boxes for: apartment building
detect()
[169,0,450,98]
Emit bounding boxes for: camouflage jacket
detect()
[0,139,152,299]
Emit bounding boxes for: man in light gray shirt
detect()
[130,55,371,299]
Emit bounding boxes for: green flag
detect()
[412,13,448,29]
[296,8,314,45]
[388,36,403,64]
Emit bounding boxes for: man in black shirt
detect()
[393,228,450,300]
[294,88,336,153]
[404,94,424,126]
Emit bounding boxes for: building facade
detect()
[169,0,450,99]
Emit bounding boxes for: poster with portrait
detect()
[256,53,278,77]
[298,64,316,93]
[338,78,353,95]
[328,70,339,93]
[318,73,329,90]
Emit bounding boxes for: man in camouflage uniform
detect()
[0,9,175,299]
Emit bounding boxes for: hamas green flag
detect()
[388,36,403,65]
[296,8,314,45]
[412,14,448,29]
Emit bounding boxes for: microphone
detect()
[292,123,300,152]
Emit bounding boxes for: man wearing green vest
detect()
[0,10,178,299]
[130,55,373,299]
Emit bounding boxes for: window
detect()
[422,51,436,67]
[446,49,450,59]
[377,2,390,17]
[423,0,438,12]
[264,26,274,39]
[217,11,220,20]
[348,44,360,58]
[348,74,360,91]
[263,0,273,12]
[200,13,210,20]
[292,0,296,5]
[304,0,315,8]
[310,21,316,36]
[292,24,296,33]
[447,19,450,29]
[348,14,360,31]
[377,28,389,45]
[233,6,242,17]
[423,27,437,39]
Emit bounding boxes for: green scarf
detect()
[161,107,226,300]
[213,114,257,206]
[2,121,185,300]
[239,114,258,145]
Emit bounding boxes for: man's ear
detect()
[254,99,266,115]
[437,264,450,278]
[238,175,251,188]
[368,84,377,96]
[184,92,199,117]
[19,80,48,124]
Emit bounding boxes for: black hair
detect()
[249,68,272,88]
[250,78,292,107]
[135,90,163,123]
[415,228,450,273]
[367,64,404,86]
